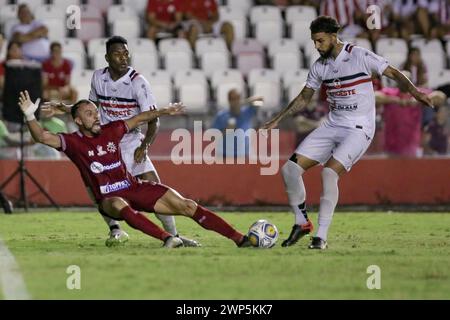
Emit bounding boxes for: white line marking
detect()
[0,236,31,300]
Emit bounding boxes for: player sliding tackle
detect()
[19,91,252,248]
[261,16,434,249]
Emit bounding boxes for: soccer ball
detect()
[247,220,279,248]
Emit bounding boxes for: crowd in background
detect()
[0,0,449,159]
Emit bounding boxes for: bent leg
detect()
[101,197,171,242]
[154,189,244,245]
[138,170,178,236]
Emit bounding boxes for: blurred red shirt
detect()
[42,58,72,87]
[184,0,218,21]
[147,0,184,23]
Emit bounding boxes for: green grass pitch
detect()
[0,211,449,299]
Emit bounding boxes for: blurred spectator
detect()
[255,0,289,5]
[416,0,450,39]
[320,0,365,38]
[392,0,428,40]
[376,72,445,157]
[289,0,319,6]
[10,4,50,62]
[183,0,234,50]
[146,0,185,41]
[423,104,450,155]
[0,41,24,100]
[401,47,428,87]
[356,0,396,46]
[42,42,78,104]
[212,89,263,157]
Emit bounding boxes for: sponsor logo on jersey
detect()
[104,109,134,117]
[88,150,95,157]
[330,103,358,111]
[328,89,356,97]
[100,180,131,194]
[90,161,121,174]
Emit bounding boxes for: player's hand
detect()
[162,102,185,116]
[412,90,434,108]
[248,96,264,106]
[41,101,71,117]
[18,91,40,121]
[134,145,148,163]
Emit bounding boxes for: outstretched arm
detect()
[18,91,61,149]
[126,103,185,131]
[382,66,434,108]
[261,86,315,130]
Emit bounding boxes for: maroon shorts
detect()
[107,181,169,215]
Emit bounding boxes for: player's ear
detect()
[105,53,109,64]
[74,117,82,127]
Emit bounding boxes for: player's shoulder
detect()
[129,69,149,86]
[92,67,108,80]
[347,44,377,59]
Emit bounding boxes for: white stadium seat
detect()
[428,69,450,89]
[164,51,193,75]
[72,69,94,99]
[291,19,312,48]
[285,5,317,26]
[0,40,8,61]
[199,51,230,77]
[19,0,46,11]
[142,70,173,107]
[60,39,86,72]
[131,52,159,74]
[411,39,446,73]
[254,20,283,46]
[127,38,157,55]
[107,5,138,25]
[174,70,208,113]
[87,38,107,60]
[92,51,107,69]
[35,5,66,20]
[268,39,299,58]
[195,37,228,57]
[50,0,81,11]
[211,69,245,107]
[64,51,85,73]
[45,18,67,41]
[218,6,247,40]
[158,38,192,56]
[272,51,301,73]
[121,0,149,16]
[0,5,17,26]
[282,69,309,101]
[226,0,252,14]
[3,19,19,40]
[249,6,282,26]
[303,41,321,67]
[248,69,281,111]
[376,38,408,56]
[111,18,141,39]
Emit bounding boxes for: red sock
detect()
[120,206,171,241]
[192,206,243,244]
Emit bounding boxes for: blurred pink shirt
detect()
[381,87,431,157]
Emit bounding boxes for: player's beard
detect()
[319,45,334,59]
[89,122,101,135]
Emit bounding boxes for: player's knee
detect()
[109,197,129,211]
[184,199,198,217]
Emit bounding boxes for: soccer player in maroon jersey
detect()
[19,91,251,248]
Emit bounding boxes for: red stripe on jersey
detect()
[325,77,372,90]
[100,102,138,109]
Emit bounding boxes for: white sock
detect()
[281,159,308,225]
[156,214,178,235]
[102,215,120,229]
[316,167,339,241]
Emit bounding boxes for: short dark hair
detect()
[50,41,62,51]
[106,36,128,53]
[310,16,341,34]
[71,99,93,119]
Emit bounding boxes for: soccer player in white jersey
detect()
[262,16,433,249]
[44,36,199,247]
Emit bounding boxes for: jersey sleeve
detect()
[56,133,72,155]
[89,71,98,102]
[360,47,389,76]
[133,75,157,112]
[104,120,129,141]
[305,61,322,91]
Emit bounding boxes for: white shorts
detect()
[119,136,156,177]
[295,123,373,172]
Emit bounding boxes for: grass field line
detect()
[0,236,31,300]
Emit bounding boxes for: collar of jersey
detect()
[104,67,133,84]
[327,42,348,64]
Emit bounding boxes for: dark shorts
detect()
[100,181,170,219]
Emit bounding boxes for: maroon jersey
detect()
[58,120,138,202]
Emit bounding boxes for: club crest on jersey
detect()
[107,142,117,153]
[96,145,107,156]
[333,78,342,88]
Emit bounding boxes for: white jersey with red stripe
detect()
[89,67,157,144]
[306,42,389,137]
